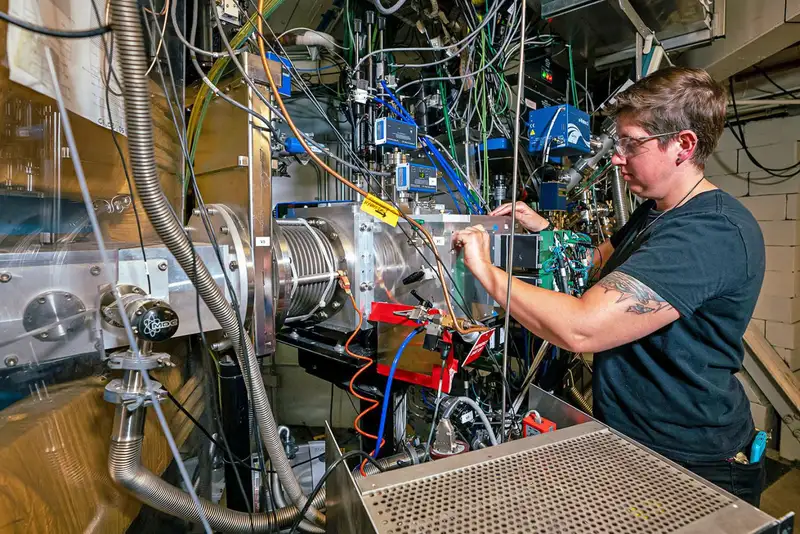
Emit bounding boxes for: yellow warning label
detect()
[360,194,400,227]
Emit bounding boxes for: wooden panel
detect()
[0,375,203,534]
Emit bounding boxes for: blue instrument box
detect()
[527,104,591,158]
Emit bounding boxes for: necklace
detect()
[634,176,707,240]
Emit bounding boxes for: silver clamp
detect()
[105,349,174,371]
[104,378,167,411]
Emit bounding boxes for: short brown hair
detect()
[607,67,727,167]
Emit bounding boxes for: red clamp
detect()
[522,411,557,437]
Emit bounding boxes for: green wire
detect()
[567,44,579,107]
[439,82,459,163]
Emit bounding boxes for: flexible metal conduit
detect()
[109,0,323,526]
[610,167,630,230]
[108,400,325,533]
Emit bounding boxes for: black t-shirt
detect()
[594,189,765,462]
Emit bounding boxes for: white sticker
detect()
[429,177,437,186]
[460,411,475,424]
[255,236,271,247]
[434,236,445,247]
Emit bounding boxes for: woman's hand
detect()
[452,224,493,282]
[490,202,550,232]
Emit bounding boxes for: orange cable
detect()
[341,291,384,476]
[254,1,486,336]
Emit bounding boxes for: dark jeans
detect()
[676,457,766,507]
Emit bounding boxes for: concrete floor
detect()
[761,453,800,529]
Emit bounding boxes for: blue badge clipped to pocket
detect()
[749,431,768,464]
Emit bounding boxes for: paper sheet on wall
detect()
[6,0,126,134]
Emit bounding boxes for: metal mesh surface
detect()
[363,429,733,534]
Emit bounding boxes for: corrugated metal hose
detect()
[108,0,323,528]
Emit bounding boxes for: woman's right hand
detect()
[490,202,550,232]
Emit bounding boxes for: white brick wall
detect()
[759,220,797,246]
[765,246,799,272]
[760,271,800,297]
[739,195,787,221]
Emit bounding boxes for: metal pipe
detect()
[108,0,323,526]
[511,341,551,415]
[108,401,324,533]
[296,272,340,285]
[610,167,629,229]
[500,0,526,442]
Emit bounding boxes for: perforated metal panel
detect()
[362,428,733,534]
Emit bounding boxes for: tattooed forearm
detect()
[597,271,673,315]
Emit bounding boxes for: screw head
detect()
[38,297,46,304]
[229,260,239,271]
[4,355,18,367]
[157,261,168,271]
[90,265,101,276]
[332,301,341,309]
[0,272,11,283]
[40,332,48,339]
[220,226,230,235]
[360,223,368,231]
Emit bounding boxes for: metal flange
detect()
[105,349,174,371]
[104,378,166,410]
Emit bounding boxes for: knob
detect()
[131,301,180,342]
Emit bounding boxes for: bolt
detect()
[332,301,341,309]
[319,311,328,319]
[360,223,368,231]
[334,344,344,353]
[207,207,218,216]
[192,208,201,217]
[38,297,46,304]
[229,260,239,271]
[157,261,168,272]
[4,355,18,367]
[221,226,229,235]
[90,265,101,276]
[360,282,369,292]
[330,232,338,239]
[0,272,11,283]
[40,332,48,339]
[64,294,72,300]
[289,330,299,339]
[136,309,144,316]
